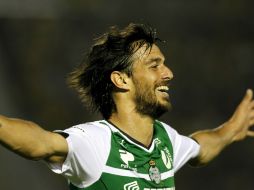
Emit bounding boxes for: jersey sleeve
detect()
[47,122,111,188]
[162,122,200,173]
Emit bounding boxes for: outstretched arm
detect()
[0,115,68,163]
[190,89,254,166]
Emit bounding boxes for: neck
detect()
[108,110,155,148]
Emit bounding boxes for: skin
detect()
[109,44,173,147]
[109,44,254,165]
[190,89,254,165]
[0,43,254,167]
[0,116,67,163]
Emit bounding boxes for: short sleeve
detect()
[47,122,111,188]
[161,122,200,173]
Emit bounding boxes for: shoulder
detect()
[61,120,112,149]
[155,120,186,144]
[62,120,112,158]
[155,120,178,135]
[64,120,111,137]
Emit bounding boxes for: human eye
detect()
[149,62,159,69]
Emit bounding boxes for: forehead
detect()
[132,44,165,65]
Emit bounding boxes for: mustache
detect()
[155,81,171,88]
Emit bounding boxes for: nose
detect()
[162,65,174,81]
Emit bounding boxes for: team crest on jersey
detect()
[161,148,173,169]
[148,160,161,184]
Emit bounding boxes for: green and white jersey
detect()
[49,120,200,190]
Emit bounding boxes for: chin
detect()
[151,102,171,119]
[159,99,172,110]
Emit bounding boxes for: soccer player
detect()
[0,23,254,190]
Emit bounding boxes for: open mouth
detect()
[156,86,169,97]
[157,86,169,93]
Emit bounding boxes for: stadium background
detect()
[0,0,254,189]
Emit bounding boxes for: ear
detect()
[110,71,130,90]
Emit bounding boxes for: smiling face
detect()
[130,44,174,118]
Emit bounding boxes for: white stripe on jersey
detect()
[103,165,174,181]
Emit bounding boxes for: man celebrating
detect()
[0,23,254,190]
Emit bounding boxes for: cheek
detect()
[132,70,158,90]
[139,72,157,85]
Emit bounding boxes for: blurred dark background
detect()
[0,0,254,189]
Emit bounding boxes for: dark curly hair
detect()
[68,23,159,119]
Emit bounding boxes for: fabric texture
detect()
[48,120,200,190]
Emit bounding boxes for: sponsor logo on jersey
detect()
[119,150,137,171]
[124,181,140,190]
[119,150,134,165]
[154,138,161,147]
[161,148,173,169]
[144,188,175,190]
[119,139,126,148]
[123,181,174,190]
[123,180,175,190]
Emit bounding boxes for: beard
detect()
[133,79,171,119]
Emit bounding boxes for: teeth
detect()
[157,86,169,91]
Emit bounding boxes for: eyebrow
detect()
[145,57,164,65]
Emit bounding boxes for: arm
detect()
[190,89,254,166]
[0,115,68,163]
